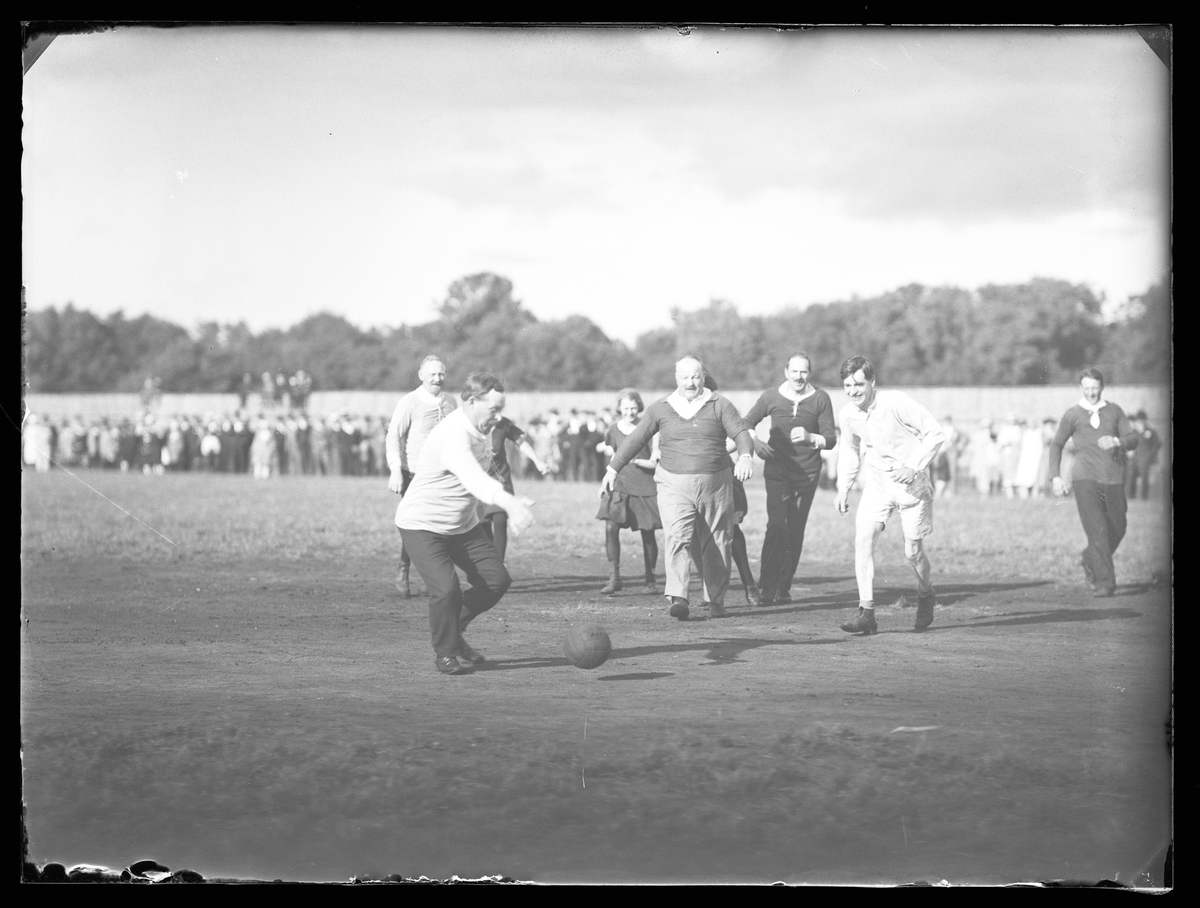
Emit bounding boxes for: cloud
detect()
[22,25,1170,346]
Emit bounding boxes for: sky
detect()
[22,25,1170,345]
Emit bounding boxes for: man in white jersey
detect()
[834,356,946,634]
[387,355,457,597]
[396,372,536,675]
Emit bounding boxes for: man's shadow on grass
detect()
[865,606,1143,636]
[509,574,860,597]
[509,577,1057,610]
[508,574,632,595]
[940,605,1142,629]
[749,580,1056,615]
[474,635,847,673]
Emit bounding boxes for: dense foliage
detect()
[22,273,1169,392]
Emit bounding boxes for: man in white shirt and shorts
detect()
[834,356,946,635]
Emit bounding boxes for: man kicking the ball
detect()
[396,372,536,674]
[834,356,946,634]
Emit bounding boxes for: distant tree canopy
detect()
[22,273,1170,394]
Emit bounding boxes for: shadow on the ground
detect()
[774,576,858,586]
[917,580,1056,606]
[508,575,860,597]
[508,577,1058,611]
[508,574,636,595]
[916,606,1143,632]
[473,635,847,673]
[848,605,1144,636]
[1116,581,1171,596]
[743,580,1058,616]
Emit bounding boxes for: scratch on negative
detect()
[41,460,179,547]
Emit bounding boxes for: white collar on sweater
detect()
[777,381,816,415]
[1077,396,1107,429]
[666,388,714,419]
[777,381,815,402]
[416,386,448,407]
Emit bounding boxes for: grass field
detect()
[21,470,1173,885]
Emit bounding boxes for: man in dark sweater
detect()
[1048,369,1140,597]
[744,352,838,605]
[601,355,754,620]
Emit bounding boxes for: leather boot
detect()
[644,571,657,594]
[600,560,622,594]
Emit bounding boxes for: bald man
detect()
[602,355,753,620]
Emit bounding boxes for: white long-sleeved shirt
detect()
[394,408,506,535]
[385,387,457,473]
[837,389,946,492]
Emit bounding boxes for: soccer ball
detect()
[563,624,612,670]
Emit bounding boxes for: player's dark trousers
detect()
[400,525,511,658]
[1072,480,1128,588]
[759,474,817,595]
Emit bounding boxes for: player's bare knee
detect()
[856,526,880,550]
[905,540,925,565]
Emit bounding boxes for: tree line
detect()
[22,272,1169,394]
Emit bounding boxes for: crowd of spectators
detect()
[21,397,1164,499]
[22,410,393,478]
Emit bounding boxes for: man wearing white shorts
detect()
[834,356,946,634]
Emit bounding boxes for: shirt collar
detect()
[454,407,487,441]
[666,388,714,418]
[416,386,445,406]
[778,381,816,404]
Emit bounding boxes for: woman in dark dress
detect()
[596,390,662,594]
[481,416,548,563]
